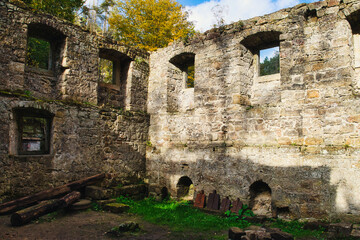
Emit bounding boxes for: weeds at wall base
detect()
[115,196,328,238]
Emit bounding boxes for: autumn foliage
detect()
[108,0,194,51]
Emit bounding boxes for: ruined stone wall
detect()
[0,1,149,202]
[147,0,360,219]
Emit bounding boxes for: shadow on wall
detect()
[0,103,149,202]
[149,147,339,219]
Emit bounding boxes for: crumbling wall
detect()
[147,0,360,220]
[0,1,149,202]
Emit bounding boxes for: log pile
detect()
[0,173,106,226]
[11,191,81,226]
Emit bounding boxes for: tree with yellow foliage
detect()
[108,0,194,51]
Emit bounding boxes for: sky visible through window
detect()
[260,46,279,64]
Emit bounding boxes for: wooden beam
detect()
[0,173,105,214]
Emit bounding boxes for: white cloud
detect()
[185,0,315,32]
[275,0,300,9]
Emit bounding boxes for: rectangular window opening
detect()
[259,46,280,76]
[17,114,51,155]
[26,37,51,70]
[99,58,115,84]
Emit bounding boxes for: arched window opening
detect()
[26,23,65,72]
[169,52,195,88]
[249,180,272,216]
[241,31,281,77]
[347,10,360,69]
[97,48,132,108]
[176,176,194,200]
[98,48,131,86]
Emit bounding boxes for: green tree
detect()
[26,37,50,69]
[99,58,114,84]
[108,0,194,51]
[186,65,194,88]
[21,0,84,22]
[260,52,280,76]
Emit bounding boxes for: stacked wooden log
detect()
[0,173,106,226]
[11,191,81,226]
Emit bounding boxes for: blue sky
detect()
[178,0,206,6]
[180,0,320,31]
[260,47,279,63]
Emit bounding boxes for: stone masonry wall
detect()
[147,0,360,220]
[0,1,149,202]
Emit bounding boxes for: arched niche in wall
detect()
[161,187,169,200]
[25,23,66,98]
[176,176,194,200]
[97,48,132,108]
[249,180,272,217]
[240,31,282,105]
[167,52,195,112]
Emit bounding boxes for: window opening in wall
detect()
[98,49,131,87]
[347,10,360,69]
[259,46,279,76]
[27,37,51,70]
[26,23,65,73]
[16,108,53,155]
[99,57,114,84]
[169,52,195,89]
[240,31,281,78]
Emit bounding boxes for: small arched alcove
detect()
[176,176,194,200]
[249,180,272,216]
[161,187,169,200]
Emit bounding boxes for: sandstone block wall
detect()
[147,0,360,219]
[0,1,149,202]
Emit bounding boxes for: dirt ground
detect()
[0,210,227,240]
